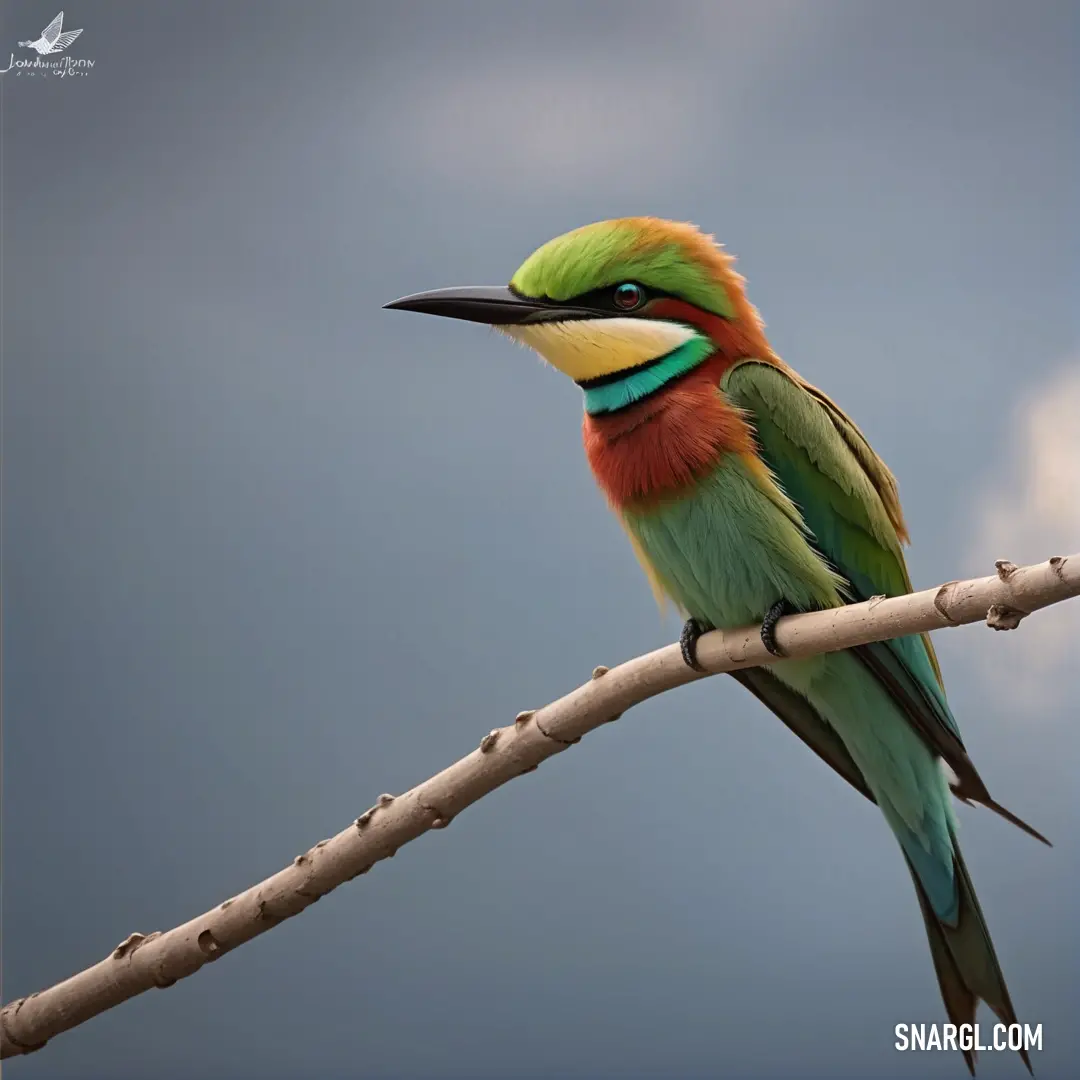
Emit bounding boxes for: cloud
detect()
[964,358,1080,708]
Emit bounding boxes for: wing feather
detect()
[41,11,64,45]
[723,359,1046,843]
[730,667,875,802]
[54,29,82,50]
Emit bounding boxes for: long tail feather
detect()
[904,825,1033,1075]
[949,787,1052,848]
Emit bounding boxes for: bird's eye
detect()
[612,282,645,311]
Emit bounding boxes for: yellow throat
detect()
[497,317,699,383]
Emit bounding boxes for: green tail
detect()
[732,665,1032,1076]
[906,826,1032,1076]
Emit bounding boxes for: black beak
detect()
[383,285,598,326]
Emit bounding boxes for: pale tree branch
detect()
[3,553,1078,1060]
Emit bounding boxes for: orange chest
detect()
[581,364,756,509]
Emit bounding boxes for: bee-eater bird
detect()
[386,218,1047,1073]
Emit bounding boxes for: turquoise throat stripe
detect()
[582,337,715,415]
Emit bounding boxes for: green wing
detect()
[723,360,1046,843]
[729,667,874,802]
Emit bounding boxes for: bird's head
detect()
[386,218,774,391]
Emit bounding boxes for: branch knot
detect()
[986,603,1027,631]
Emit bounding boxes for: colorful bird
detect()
[386,218,1047,1073]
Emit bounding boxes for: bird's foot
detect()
[680,617,714,672]
[760,598,795,658]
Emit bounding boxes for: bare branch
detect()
[3,553,1077,1060]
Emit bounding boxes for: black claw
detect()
[680,617,713,672]
[760,598,794,657]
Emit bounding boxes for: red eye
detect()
[613,282,645,310]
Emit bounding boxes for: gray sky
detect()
[2,1,1077,1077]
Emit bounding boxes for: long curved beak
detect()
[383,285,598,326]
